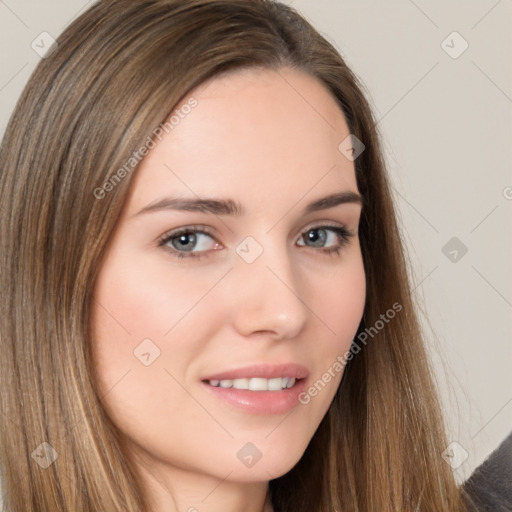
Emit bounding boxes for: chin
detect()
[223,438,309,483]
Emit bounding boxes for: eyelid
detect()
[299,219,350,235]
[156,224,218,246]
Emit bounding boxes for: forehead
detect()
[124,66,357,215]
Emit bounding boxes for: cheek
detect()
[300,251,366,410]
[317,249,366,352]
[89,255,218,465]
[90,255,190,408]
[89,250,229,416]
[92,256,209,339]
[90,247,228,364]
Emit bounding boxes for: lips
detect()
[199,363,309,414]
[200,363,310,414]
[201,363,309,382]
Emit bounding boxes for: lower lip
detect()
[200,379,308,415]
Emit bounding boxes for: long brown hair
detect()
[0,1,477,510]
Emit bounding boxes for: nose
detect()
[228,240,309,340]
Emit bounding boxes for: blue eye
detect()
[168,231,213,252]
[298,226,353,253]
[158,225,220,259]
[157,223,354,260]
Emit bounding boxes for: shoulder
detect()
[463,430,512,511]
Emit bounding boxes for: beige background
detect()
[1,0,511,484]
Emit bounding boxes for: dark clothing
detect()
[463,430,512,511]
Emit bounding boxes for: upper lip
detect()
[202,363,309,382]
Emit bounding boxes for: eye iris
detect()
[172,232,196,251]
[307,229,327,247]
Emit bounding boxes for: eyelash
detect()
[157,223,355,261]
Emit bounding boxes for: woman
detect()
[0,0,484,510]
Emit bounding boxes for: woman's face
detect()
[91,66,366,489]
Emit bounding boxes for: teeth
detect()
[207,377,296,391]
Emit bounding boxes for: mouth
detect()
[200,378,307,415]
[203,376,298,391]
[200,364,308,415]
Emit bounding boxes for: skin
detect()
[91,66,366,512]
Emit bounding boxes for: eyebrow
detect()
[134,191,363,217]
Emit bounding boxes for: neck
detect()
[137,458,273,512]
